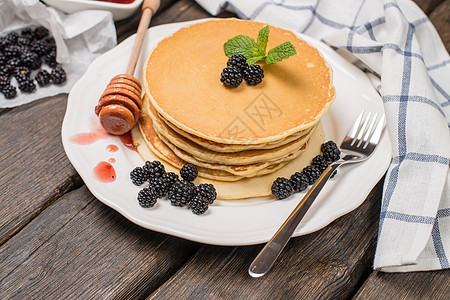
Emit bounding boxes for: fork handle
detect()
[248,163,340,278]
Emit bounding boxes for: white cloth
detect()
[0,0,117,108]
[195,0,450,272]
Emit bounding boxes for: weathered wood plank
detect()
[413,0,444,14]
[150,0,212,27]
[148,180,384,299]
[429,0,450,52]
[0,185,200,299]
[0,95,83,246]
[354,269,450,299]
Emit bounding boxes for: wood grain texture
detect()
[0,95,83,246]
[354,269,450,299]
[429,0,450,52]
[0,185,200,299]
[413,0,444,14]
[148,181,384,300]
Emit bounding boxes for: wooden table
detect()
[1,1,449,298]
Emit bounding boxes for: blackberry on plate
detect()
[159,172,179,192]
[243,64,264,85]
[321,140,340,163]
[227,54,247,71]
[189,193,209,215]
[271,177,293,200]
[220,66,242,88]
[50,66,66,84]
[34,26,50,40]
[290,172,308,192]
[168,180,195,207]
[35,69,51,86]
[311,155,329,173]
[195,183,217,204]
[143,160,165,179]
[1,85,16,99]
[302,166,321,185]
[180,163,198,182]
[130,166,149,186]
[150,178,169,199]
[137,187,157,208]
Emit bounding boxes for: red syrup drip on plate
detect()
[108,158,116,163]
[93,161,116,183]
[106,144,119,152]
[69,115,109,145]
[120,132,137,151]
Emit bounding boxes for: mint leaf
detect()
[265,41,297,65]
[224,35,258,58]
[246,56,265,66]
[256,26,269,56]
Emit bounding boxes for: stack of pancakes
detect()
[132,19,335,199]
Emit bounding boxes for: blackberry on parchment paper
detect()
[50,66,67,84]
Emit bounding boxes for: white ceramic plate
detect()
[62,19,391,246]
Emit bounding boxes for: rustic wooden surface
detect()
[0,0,448,299]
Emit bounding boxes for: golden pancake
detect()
[143,18,335,144]
[146,96,315,165]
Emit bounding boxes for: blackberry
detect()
[311,155,329,173]
[21,27,34,39]
[143,160,165,179]
[34,26,50,40]
[220,66,242,88]
[0,37,10,51]
[302,166,321,185]
[158,172,179,195]
[20,52,41,70]
[180,163,198,182]
[137,187,157,208]
[130,166,149,185]
[271,177,293,200]
[44,50,57,67]
[1,85,17,99]
[321,141,340,163]
[7,58,23,71]
[15,74,35,93]
[243,64,264,85]
[5,32,19,44]
[0,66,11,78]
[51,66,66,84]
[0,75,10,90]
[150,178,169,199]
[4,46,21,60]
[227,54,247,71]
[31,40,52,56]
[168,180,195,207]
[35,69,51,86]
[189,193,209,215]
[195,183,217,204]
[289,172,308,192]
[14,66,31,77]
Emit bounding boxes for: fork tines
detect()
[349,110,385,149]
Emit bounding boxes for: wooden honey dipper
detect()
[95,0,160,135]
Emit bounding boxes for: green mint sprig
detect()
[224,25,296,65]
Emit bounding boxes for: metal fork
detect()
[248,110,385,278]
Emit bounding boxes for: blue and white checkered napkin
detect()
[196,0,450,272]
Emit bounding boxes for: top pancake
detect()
[144,18,335,144]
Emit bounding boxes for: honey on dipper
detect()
[94,0,160,135]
